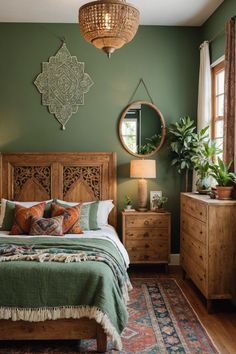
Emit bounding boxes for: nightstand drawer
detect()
[126,239,169,263]
[126,228,168,240]
[181,212,206,244]
[181,195,207,222]
[125,214,169,228]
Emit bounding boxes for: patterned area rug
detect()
[0,279,218,354]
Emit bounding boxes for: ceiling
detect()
[0,0,224,26]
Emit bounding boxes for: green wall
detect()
[0,24,201,253]
[202,0,236,62]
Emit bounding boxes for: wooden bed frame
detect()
[0,152,117,352]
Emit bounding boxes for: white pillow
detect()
[0,198,53,227]
[56,199,114,226]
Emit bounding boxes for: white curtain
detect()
[192,41,211,190]
[197,41,212,131]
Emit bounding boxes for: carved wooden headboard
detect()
[0,152,117,228]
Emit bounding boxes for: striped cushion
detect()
[29,215,64,236]
[10,202,46,235]
[51,203,83,234]
[79,202,100,230]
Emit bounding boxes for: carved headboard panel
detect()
[0,152,117,228]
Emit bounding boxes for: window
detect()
[211,60,225,160]
[122,109,140,153]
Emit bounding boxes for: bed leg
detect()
[97,325,107,352]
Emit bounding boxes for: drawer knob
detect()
[144,220,149,225]
[144,255,149,260]
[200,212,203,215]
[143,232,149,238]
[145,244,149,249]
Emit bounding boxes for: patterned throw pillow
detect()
[1,200,53,231]
[51,203,83,234]
[29,215,64,236]
[56,200,100,231]
[10,202,46,235]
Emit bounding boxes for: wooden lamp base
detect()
[137,179,148,211]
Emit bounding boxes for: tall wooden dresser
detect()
[122,211,171,271]
[180,193,236,311]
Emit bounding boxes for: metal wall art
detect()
[34,43,94,130]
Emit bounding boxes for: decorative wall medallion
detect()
[34,43,94,130]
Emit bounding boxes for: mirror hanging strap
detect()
[128,78,154,104]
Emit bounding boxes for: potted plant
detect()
[191,141,221,194]
[168,116,208,191]
[209,158,236,200]
[125,195,133,210]
[152,194,168,212]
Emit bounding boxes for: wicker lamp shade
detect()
[79,0,140,58]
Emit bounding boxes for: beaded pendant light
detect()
[79,0,140,58]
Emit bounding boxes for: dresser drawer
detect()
[125,228,168,240]
[181,250,207,296]
[181,212,206,244]
[126,239,169,263]
[181,195,207,222]
[125,214,169,228]
[181,232,206,271]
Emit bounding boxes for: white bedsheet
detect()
[0,225,130,268]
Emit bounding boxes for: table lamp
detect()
[130,159,156,211]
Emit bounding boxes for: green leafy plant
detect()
[137,142,156,154]
[125,195,132,206]
[168,116,208,191]
[191,141,215,179]
[137,134,161,155]
[152,195,168,209]
[209,158,236,186]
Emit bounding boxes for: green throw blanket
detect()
[0,237,131,350]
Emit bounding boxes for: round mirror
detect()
[118,100,166,157]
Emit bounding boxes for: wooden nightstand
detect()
[122,211,171,270]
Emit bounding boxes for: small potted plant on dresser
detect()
[124,195,134,210]
[152,194,168,212]
[191,140,220,194]
[209,158,236,200]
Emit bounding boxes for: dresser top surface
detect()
[182,192,236,205]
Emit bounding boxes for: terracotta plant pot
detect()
[216,186,234,200]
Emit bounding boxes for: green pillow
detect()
[1,201,15,230]
[1,200,53,231]
[56,200,100,231]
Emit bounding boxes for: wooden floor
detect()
[128,266,236,354]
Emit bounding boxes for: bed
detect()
[0,152,130,352]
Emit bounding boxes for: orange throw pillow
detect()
[10,202,46,235]
[51,203,83,234]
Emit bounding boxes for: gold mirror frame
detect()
[118,100,166,158]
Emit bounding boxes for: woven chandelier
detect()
[79,0,140,58]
